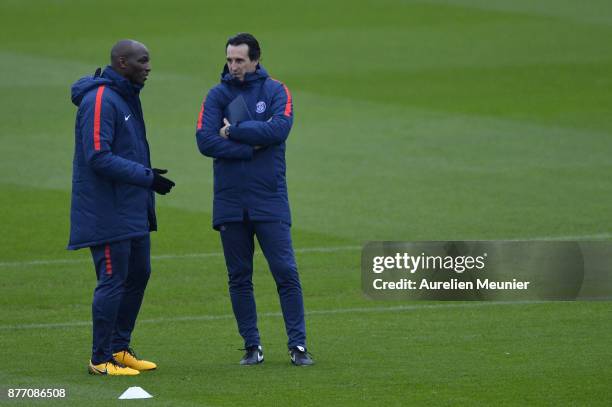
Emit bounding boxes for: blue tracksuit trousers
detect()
[219,220,306,349]
[89,235,151,364]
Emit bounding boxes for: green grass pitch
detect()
[1,0,611,405]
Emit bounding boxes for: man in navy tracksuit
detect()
[69,40,175,376]
[196,33,313,366]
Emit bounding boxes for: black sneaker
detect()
[240,345,264,365]
[289,346,314,366]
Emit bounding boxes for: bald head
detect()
[110,40,145,66]
[109,39,151,85]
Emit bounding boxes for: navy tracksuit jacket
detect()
[69,67,155,249]
[196,65,307,348]
[196,65,292,229]
[70,66,155,363]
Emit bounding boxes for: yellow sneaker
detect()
[113,348,157,371]
[88,359,140,376]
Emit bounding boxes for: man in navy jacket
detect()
[196,33,313,366]
[69,40,175,376]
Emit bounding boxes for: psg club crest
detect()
[256,101,266,114]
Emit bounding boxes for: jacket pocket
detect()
[213,159,242,193]
[250,149,278,192]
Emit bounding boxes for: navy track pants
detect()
[219,220,306,349]
[89,235,151,364]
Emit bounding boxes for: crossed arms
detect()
[195,82,293,160]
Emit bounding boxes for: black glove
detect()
[151,168,175,195]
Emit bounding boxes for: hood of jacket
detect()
[220,64,269,87]
[71,66,144,107]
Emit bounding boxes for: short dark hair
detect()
[226,33,261,61]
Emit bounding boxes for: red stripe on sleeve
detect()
[281,83,292,117]
[104,244,112,276]
[197,98,206,130]
[93,85,106,151]
[271,78,292,117]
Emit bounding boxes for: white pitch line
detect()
[498,233,612,241]
[0,301,551,331]
[0,245,362,268]
[2,232,611,268]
